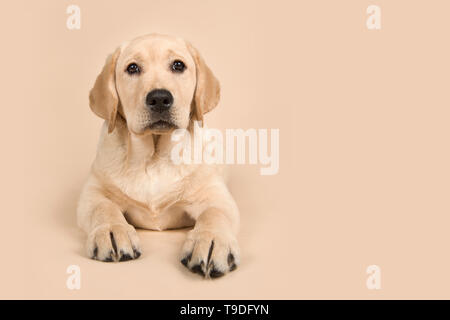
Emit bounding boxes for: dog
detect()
[77,34,240,278]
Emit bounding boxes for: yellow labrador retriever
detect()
[77,34,239,278]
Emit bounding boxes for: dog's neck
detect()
[124,128,190,170]
[117,116,197,169]
[152,134,161,149]
[125,132,171,166]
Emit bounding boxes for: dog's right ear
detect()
[89,47,121,133]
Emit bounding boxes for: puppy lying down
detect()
[77,34,240,279]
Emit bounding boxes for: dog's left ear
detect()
[186,42,220,123]
[89,47,121,133]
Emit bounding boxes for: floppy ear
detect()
[186,42,220,124]
[89,47,121,133]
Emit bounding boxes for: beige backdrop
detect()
[1,0,449,299]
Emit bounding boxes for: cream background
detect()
[1,0,449,299]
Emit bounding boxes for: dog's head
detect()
[89,34,220,135]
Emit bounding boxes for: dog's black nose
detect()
[146,89,173,112]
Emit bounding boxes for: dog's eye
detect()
[171,60,186,72]
[126,63,140,75]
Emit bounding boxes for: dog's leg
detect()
[180,186,240,278]
[77,178,141,262]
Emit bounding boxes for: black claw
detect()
[119,251,133,262]
[208,262,224,278]
[229,263,237,272]
[207,241,214,265]
[210,268,225,278]
[92,246,98,259]
[190,262,205,276]
[110,232,117,255]
[227,253,235,266]
[181,253,192,267]
[133,248,141,259]
[104,250,115,262]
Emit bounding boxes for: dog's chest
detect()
[117,160,192,213]
[113,161,196,230]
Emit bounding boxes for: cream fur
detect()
[77,34,240,278]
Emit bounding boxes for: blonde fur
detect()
[77,34,240,278]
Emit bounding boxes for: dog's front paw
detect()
[180,230,240,278]
[86,223,141,262]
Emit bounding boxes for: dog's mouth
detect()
[148,120,177,133]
